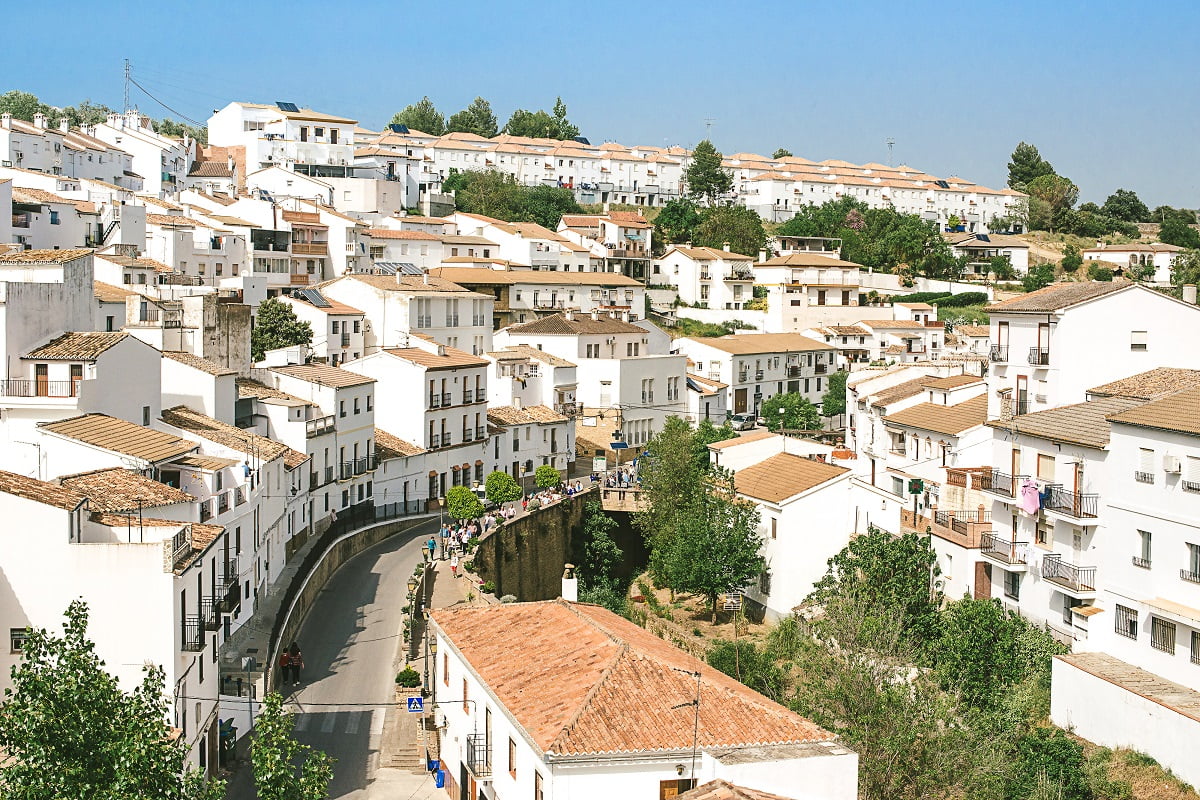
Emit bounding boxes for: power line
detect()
[127,75,206,128]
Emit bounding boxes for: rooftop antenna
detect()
[123,59,133,114]
[886,137,895,167]
[704,118,715,140]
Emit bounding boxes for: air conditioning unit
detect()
[1164,455,1182,474]
[1,160,9,167]
[363,321,372,332]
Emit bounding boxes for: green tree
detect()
[808,527,943,646]
[1022,264,1056,292]
[0,90,52,122]
[1060,244,1083,273]
[250,298,313,361]
[0,601,225,800]
[1159,215,1200,249]
[446,485,484,521]
[390,96,445,136]
[251,693,335,800]
[453,169,524,219]
[1152,205,1197,225]
[502,98,579,140]
[61,99,116,127]
[659,467,763,621]
[484,470,522,505]
[518,184,582,229]
[1088,263,1114,282]
[692,418,737,470]
[1170,248,1200,287]
[707,638,787,702]
[990,254,1016,280]
[929,597,1027,709]
[551,97,580,140]
[693,205,766,257]
[577,500,625,612]
[1025,174,1079,232]
[154,118,208,146]
[1005,729,1091,800]
[821,371,848,418]
[772,148,793,159]
[637,417,703,578]
[445,96,498,138]
[760,392,821,432]
[684,139,733,204]
[653,198,701,247]
[1006,142,1055,190]
[1100,188,1150,222]
[534,464,561,489]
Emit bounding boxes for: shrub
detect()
[1089,263,1114,281]
[500,594,517,604]
[939,291,990,307]
[466,536,480,550]
[534,465,561,489]
[480,580,497,595]
[395,667,421,688]
[462,560,475,572]
[891,291,952,304]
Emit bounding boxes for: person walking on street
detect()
[450,553,459,578]
[425,536,436,562]
[288,642,303,686]
[278,650,291,689]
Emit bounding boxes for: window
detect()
[1137,448,1155,483]
[659,779,697,799]
[1134,530,1152,568]
[1036,525,1047,546]
[1003,571,1020,600]
[462,677,469,713]
[508,737,516,777]
[1130,330,1148,351]
[535,771,544,800]
[10,628,27,653]
[142,406,151,426]
[1187,543,1200,582]
[339,401,346,418]
[332,321,340,334]
[354,397,360,415]
[1114,604,1138,639]
[1151,617,1176,654]
[1036,454,1055,481]
[770,517,777,539]
[1192,631,1200,666]
[443,652,449,685]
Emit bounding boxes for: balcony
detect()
[905,344,927,355]
[292,242,328,256]
[476,388,487,402]
[340,332,351,347]
[306,415,335,438]
[738,373,749,383]
[429,434,441,449]
[1041,554,1096,596]
[1044,487,1099,522]
[235,487,247,506]
[445,315,460,327]
[465,733,492,779]
[641,392,654,403]
[217,492,230,514]
[699,272,712,281]
[289,274,311,286]
[0,378,80,398]
[476,425,487,440]
[1134,471,1155,484]
[555,402,577,417]
[989,345,1009,363]
[180,617,204,652]
[755,370,764,380]
[200,598,220,631]
[462,429,474,443]
[429,394,442,409]
[726,271,755,282]
[442,392,453,407]
[1132,556,1151,569]
[814,363,828,375]
[323,465,334,485]
[199,501,213,523]
[1028,347,1051,367]
[219,558,240,612]
[980,533,1029,570]
[980,469,1023,499]
[787,366,802,378]
[462,392,474,405]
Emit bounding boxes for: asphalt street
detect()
[226,517,438,799]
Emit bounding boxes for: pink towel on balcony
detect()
[1019,479,1041,515]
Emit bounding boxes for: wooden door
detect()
[1015,375,1028,415]
[70,364,82,396]
[974,562,992,599]
[35,364,48,397]
[997,321,1009,348]
[734,388,747,413]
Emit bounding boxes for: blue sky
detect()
[4,0,1198,207]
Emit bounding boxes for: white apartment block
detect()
[93,111,195,196]
[752,253,871,334]
[944,232,1031,276]
[673,333,838,416]
[277,290,366,366]
[656,245,756,311]
[208,102,358,180]
[487,402,574,481]
[485,345,578,419]
[558,212,653,281]
[0,113,139,190]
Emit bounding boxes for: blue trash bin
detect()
[428,758,440,772]
[435,769,446,788]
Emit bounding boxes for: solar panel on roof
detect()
[388,124,410,134]
[298,288,331,308]
[572,136,591,145]
[975,233,990,243]
[374,262,422,275]
[276,101,300,113]
[935,180,949,189]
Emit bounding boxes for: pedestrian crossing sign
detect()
[407,697,424,713]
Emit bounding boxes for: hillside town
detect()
[0,82,1198,800]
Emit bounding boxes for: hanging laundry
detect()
[1020,479,1041,515]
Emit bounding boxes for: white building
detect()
[672,333,838,416]
[944,232,1031,276]
[485,345,578,419]
[277,290,366,366]
[93,111,195,196]
[207,102,358,181]
[1082,242,1183,285]
[494,313,687,447]
[428,600,858,800]
[487,403,574,482]
[656,245,756,312]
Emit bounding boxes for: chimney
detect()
[107,112,121,129]
[58,117,69,133]
[722,242,731,252]
[621,310,630,322]
[0,113,10,129]
[684,241,692,248]
[758,249,767,263]
[561,564,578,602]
[591,309,599,320]
[1184,284,1198,305]
[33,112,47,129]
[513,396,522,410]
[564,310,574,321]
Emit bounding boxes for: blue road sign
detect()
[407,697,424,713]
[610,442,629,450]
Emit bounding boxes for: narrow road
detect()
[227,518,438,799]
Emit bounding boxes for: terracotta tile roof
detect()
[0,469,88,510]
[759,253,862,269]
[709,430,775,450]
[988,280,1133,313]
[96,253,174,274]
[171,454,240,471]
[486,405,568,426]
[375,428,425,459]
[187,161,233,178]
[94,280,137,303]
[856,319,926,329]
[922,374,982,390]
[146,213,212,229]
[237,102,356,124]
[161,406,309,469]
[235,378,310,405]
[1082,242,1183,254]
[285,294,363,316]
[677,779,797,800]
[428,267,642,287]
[365,228,440,240]
[683,333,834,355]
[12,187,73,205]
[1087,368,1200,400]
[560,214,604,228]
[431,600,835,756]
[869,376,936,408]
[163,351,236,376]
[337,274,479,294]
[687,373,728,393]
[954,324,990,337]
[883,394,987,436]
[985,397,1144,449]
[40,414,197,463]
[378,346,489,371]
[1106,386,1200,437]
[604,212,652,229]
[23,331,129,361]
[202,213,259,227]
[391,215,452,225]
[0,248,93,264]
[825,325,868,336]
[500,344,575,367]
[271,363,375,388]
[440,234,497,246]
[733,452,847,503]
[507,313,644,336]
[60,468,194,512]
[138,195,185,212]
[666,246,755,262]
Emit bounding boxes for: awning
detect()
[475,459,484,466]
[451,465,460,471]
[428,470,438,477]
[123,169,144,179]
[1150,597,1200,627]
[461,463,470,471]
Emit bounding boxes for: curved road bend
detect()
[227,517,438,799]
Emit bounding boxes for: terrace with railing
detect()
[980,532,1029,566]
[1042,554,1096,594]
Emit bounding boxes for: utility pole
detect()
[123,59,131,114]
[886,137,895,167]
[703,118,714,141]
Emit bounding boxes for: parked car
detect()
[729,413,757,431]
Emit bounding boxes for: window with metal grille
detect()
[1003,571,1020,600]
[1114,604,1138,639]
[1151,617,1176,654]
[1192,631,1200,666]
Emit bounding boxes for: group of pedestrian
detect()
[604,468,638,489]
[278,641,304,687]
